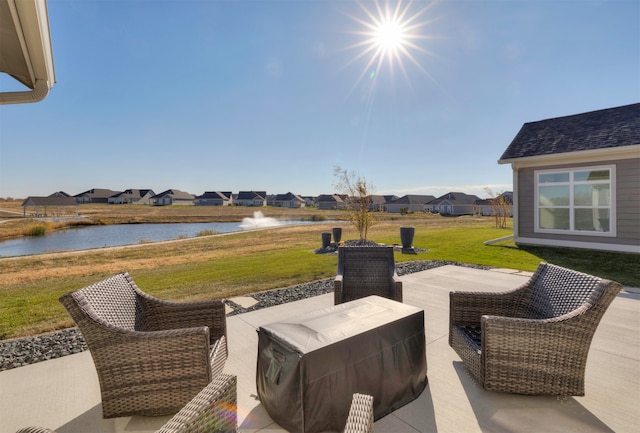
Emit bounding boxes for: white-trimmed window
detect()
[535,166,615,236]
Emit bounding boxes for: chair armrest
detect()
[391,274,403,302]
[450,284,529,326]
[210,335,228,379]
[138,294,227,343]
[335,274,344,304]
[343,393,374,433]
[481,311,590,361]
[157,374,237,433]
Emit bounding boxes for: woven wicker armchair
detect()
[16,388,371,433]
[343,393,374,433]
[59,272,228,418]
[449,262,622,395]
[334,246,402,305]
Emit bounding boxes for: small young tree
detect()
[333,166,377,241]
[485,188,511,229]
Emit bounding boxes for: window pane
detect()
[539,208,570,230]
[575,169,610,181]
[539,172,569,183]
[539,185,570,206]
[575,209,610,232]
[575,184,610,206]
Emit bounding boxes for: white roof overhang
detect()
[0,0,55,104]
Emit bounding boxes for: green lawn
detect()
[0,216,638,339]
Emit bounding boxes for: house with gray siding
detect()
[387,195,435,213]
[108,189,155,204]
[151,189,194,206]
[317,194,347,210]
[368,195,397,212]
[499,103,640,254]
[424,192,479,215]
[473,192,513,216]
[236,191,266,207]
[272,192,305,208]
[74,188,120,204]
[195,191,233,206]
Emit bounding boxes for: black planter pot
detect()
[400,226,415,253]
[332,227,342,244]
[321,232,332,248]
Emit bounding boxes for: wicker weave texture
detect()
[59,272,228,418]
[156,373,237,433]
[449,262,622,395]
[343,393,374,433]
[334,246,403,304]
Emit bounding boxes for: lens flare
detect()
[341,0,438,92]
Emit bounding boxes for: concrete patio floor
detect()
[2,265,639,433]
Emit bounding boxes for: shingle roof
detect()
[112,189,154,198]
[390,195,436,205]
[196,191,231,200]
[274,192,303,201]
[152,189,194,199]
[499,103,640,161]
[237,191,266,200]
[428,192,481,205]
[74,188,120,198]
[317,194,345,203]
[23,196,77,207]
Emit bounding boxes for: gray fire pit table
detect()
[256,295,427,433]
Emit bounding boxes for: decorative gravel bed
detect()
[0,260,489,372]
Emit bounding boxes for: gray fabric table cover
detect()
[256,295,427,433]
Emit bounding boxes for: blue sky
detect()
[1,0,638,200]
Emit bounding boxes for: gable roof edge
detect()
[499,143,640,166]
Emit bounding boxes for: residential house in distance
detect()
[301,196,317,207]
[235,191,267,207]
[108,189,155,205]
[425,192,481,215]
[317,194,347,210]
[387,195,435,213]
[22,196,78,218]
[499,103,640,254]
[74,188,121,204]
[368,195,398,212]
[473,192,513,216]
[151,189,194,206]
[49,191,72,198]
[194,191,233,206]
[272,192,305,208]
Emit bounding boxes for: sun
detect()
[375,19,406,52]
[341,0,435,90]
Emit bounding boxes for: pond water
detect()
[0,214,321,257]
